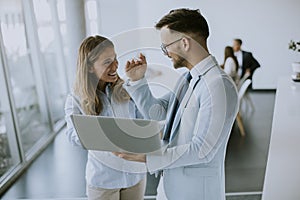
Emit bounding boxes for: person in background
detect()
[233,38,260,80]
[64,35,146,200]
[221,46,239,84]
[115,8,239,200]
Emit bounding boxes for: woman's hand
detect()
[125,53,147,81]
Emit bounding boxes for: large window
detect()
[32,0,69,124]
[0,53,20,179]
[0,0,68,192]
[0,0,51,155]
[85,0,100,35]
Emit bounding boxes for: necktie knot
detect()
[186,72,192,83]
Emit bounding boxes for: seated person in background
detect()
[64,35,146,200]
[233,38,260,80]
[221,46,239,84]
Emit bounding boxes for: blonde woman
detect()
[64,35,146,200]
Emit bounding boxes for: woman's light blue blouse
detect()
[64,84,146,189]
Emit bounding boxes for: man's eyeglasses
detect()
[160,38,183,55]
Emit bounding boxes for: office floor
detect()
[0,90,275,200]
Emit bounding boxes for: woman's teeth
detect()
[108,72,117,76]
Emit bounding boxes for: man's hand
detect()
[125,53,147,81]
[113,152,146,163]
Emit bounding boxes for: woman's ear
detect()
[182,37,190,52]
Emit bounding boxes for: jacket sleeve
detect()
[123,77,171,121]
[249,53,260,73]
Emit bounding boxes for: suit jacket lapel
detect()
[169,77,199,140]
[163,77,186,134]
[167,57,217,141]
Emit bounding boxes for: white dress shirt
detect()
[234,50,243,78]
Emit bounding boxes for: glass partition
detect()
[32,0,69,124]
[0,0,70,192]
[85,0,99,35]
[0,54,20,179]
[0,0,51,154]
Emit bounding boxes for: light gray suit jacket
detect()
[123,55,239,200]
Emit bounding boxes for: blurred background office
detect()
[0,0,300,200]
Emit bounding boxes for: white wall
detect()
[97,0,139,37]
[98,0,300,89]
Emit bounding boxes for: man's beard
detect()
[173,55,187,69]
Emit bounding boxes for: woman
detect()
[222,46,239,84]
[64,35,146,200]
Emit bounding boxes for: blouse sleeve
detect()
[64,94,84,147]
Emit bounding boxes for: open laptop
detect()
[70,114,165,154]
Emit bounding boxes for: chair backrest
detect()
[238,79,252,101]
[237,73,250,90]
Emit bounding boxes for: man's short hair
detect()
[155,8,209,41]
[234,38,243,45]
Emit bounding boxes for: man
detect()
[233,38,260,80]
[115,9,238,200]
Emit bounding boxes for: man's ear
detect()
[182,37,190,52]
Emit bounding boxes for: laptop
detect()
[70,114,165,154]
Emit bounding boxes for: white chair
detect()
[237,73,250,90]
[236,79,252,137]
[237,73,255,111]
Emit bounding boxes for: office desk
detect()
[262,77,300,200]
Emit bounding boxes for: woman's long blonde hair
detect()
[74,35,130,115]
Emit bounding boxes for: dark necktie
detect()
[163,72,192,142]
